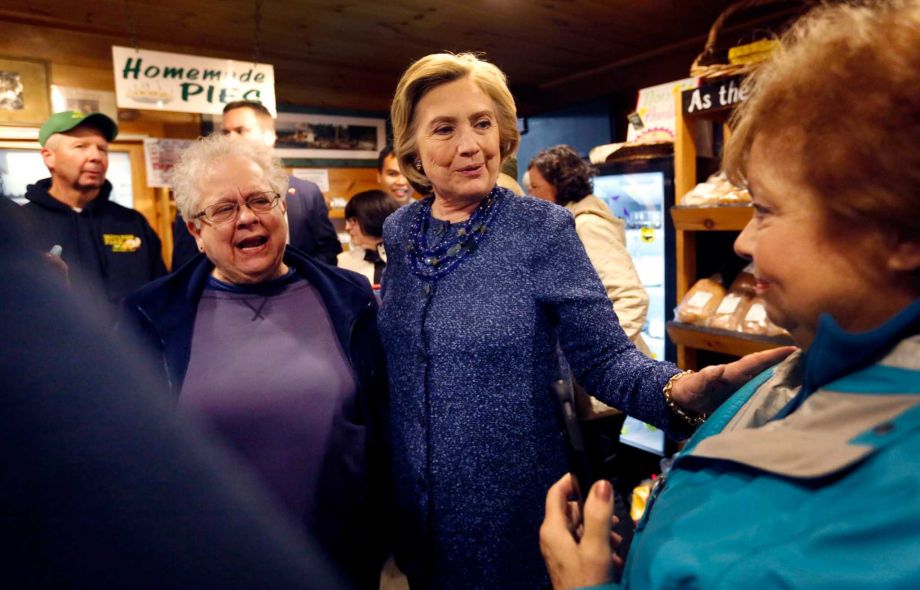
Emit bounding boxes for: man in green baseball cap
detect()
[19,111,165,317]
[38,110,119,147]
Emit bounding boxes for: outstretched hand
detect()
[541,474,622,590]
[671,346,797,415]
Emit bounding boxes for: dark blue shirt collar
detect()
[773,299,920,421]
[802,298,920,396]
[206,268,301,296]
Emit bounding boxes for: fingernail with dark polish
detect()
[595,480,612,502]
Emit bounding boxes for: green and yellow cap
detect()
[39,111,119,146]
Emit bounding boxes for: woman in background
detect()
[338,189,400,286]
[542,1,920,587]
[529,145,651,356]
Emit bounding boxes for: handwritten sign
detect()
[682,76,749,116]
[627,78,698,142]
[113,46,276,116]
[143,138,194,188]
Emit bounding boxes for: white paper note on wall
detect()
[292,168,329,192]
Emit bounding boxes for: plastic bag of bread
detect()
[721,186,752,204]
[681,172,752,206]
[707,292,750,330]
[676,275,725,325]
[737,296,788,336]
[730,265,757,296]
[681,181,721,206]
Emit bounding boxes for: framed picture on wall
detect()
[51,86,118,121]
[200,107,386,166]
[0,56,51,126]
[273,110,385,161]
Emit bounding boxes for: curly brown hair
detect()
[527,145,596,206]
[724,0,920,239]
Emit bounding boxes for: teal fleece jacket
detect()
[586,299,920,589]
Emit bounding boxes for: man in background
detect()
[171,101,341,268]
[20,110,166,312]
[377,144,414,205]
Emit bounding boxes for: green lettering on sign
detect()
[162,66,185,79]
[123,57,142,79]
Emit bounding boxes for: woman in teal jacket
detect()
[541,1,920,588]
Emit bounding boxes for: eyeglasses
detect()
[193,191,281,226]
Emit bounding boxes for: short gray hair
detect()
[43,134,63,151]
[171,133,289,222]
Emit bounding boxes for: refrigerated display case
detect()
[593,156,676,456]
[594,157,676,361]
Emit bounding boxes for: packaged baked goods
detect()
[676,275,725,325]
[681,181,721,206]
[680,172,752,206]
[737,296,788,336]
[729,265,757,296]
[707,291,750,331]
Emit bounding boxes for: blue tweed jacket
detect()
[379,188,681,590]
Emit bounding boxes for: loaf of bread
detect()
[730,270,757,296]
[680,172,752,206]
[676,277,726,325]
[737,296,788,336]
[707,292,750,330]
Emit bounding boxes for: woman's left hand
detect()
[671,346,797,415]
[541,474,622,590]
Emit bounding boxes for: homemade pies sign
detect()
[112,46,276,116]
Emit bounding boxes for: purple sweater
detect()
[179,274,356,526]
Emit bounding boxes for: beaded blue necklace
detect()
[406,186,505,281]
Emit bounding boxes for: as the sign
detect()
[681,77,749,116]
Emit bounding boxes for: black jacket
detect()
[20,179,167,308]
[171,176,342,268]
[120,248,390,589]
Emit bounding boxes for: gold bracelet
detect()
[663,370,708,427]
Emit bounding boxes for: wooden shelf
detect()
[667,321,794,357]
[682,104,733,123]
[671,205,752,231]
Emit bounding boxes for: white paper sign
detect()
[112,46,276,116]
[292,168,330,192]
[628,78,698,142]
[143,138,194,188]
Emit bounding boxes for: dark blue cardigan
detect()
[379,189,681,590]
[120,247,390,589]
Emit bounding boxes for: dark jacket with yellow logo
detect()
[21,179,166,309]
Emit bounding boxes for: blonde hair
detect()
[724,0,920,237]
[390,52,520,195]
[171,133,289,222]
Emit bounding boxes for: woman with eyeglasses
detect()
[120,133,390,590]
